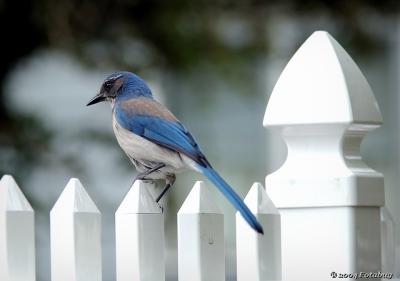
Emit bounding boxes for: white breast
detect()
[112,114,198,173]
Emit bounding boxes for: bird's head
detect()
[87,71,153,106]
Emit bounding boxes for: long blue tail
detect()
[199,165,264,234]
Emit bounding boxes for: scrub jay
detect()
[87,71,263,234]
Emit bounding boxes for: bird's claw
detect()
[157,202,164,214]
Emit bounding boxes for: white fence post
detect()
[178,181,224,281]
[115,180,164,281]
[0,175,35,281]
[236,182,281,281]
[380,207,396,275]
[50,178,102,281]
[264,31,384,280]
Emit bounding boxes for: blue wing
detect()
[115,108,209,166]
[114,101,264,234]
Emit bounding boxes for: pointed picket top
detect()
[51,178,99,213]
[264,30,382,127]
[116,180,161,214]
[179,181,222,214]
[0,174,33,211]
[243,182,279,215]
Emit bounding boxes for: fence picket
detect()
[236,182,281,281]
[50,178,101,281]
[178,181,224,281]
[115,180,164,281]
[0,175,35,281]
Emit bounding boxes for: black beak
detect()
[86,92,106,106]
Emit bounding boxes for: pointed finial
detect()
[179,181,222,214]
[264,30,382,127]
[116,180,161,214]
[0,174,33,211]
[243,182,279,214]
[51,178,99,213]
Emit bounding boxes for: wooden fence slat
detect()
[115,180,164,281]
[236,182,281,281]
[178,181,224,281]
[50,178,101,281]
[0,175,35,281]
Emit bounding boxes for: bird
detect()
[87,71,263,234]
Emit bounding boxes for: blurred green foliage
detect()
[0,0,398,180]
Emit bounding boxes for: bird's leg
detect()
[156,174,176,203]
[130,163,166,186]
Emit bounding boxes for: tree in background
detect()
[0,0,397,180]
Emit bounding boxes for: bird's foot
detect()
[143,179,156,184]
[130,175,155,188]
[157,202,164,214]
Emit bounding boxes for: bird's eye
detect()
[104,82,113,91]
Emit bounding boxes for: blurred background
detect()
[0,1,399,280]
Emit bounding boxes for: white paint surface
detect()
[0,175,35,281]
[236,182,281,281]
[50,178,101,281]
[264,31,384,280]
[115,180,165,281]
[178,181,224,281]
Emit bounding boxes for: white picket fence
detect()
[0,176,280,281]
[0,30,399,281]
